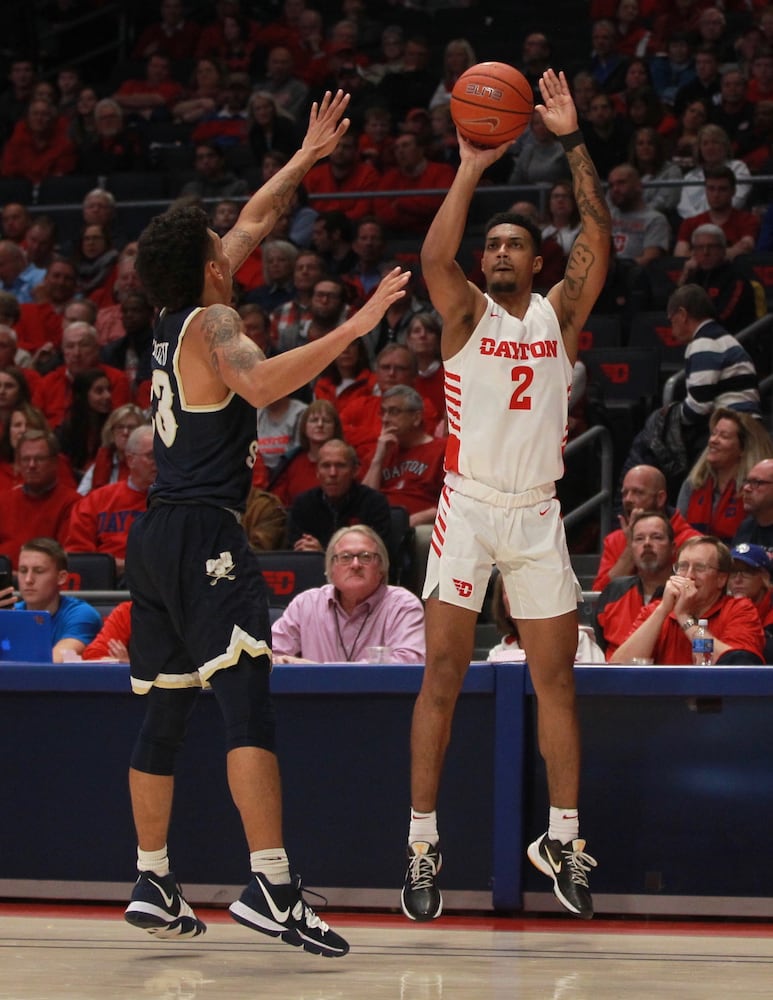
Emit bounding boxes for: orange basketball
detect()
[450,62,534,146]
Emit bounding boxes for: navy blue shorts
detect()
[126,502,271,694]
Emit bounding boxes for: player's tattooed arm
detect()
[202,304,265,376]
[568,145,610,236]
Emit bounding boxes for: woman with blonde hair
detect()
[77,402,148,495]
[677,123,752,218]
[269,399,344,507]
[428,39,477,110]
[677,407,773,542]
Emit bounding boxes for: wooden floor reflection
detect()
[2,905,773,1000]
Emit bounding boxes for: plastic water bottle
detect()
[691,619,713,666]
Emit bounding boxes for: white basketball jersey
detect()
[443,292,573,496]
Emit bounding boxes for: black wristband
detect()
[558,130,584,151]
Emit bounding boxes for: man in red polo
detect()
[610,535,764,664]
[374,131,455,233]
[305,131,381,222]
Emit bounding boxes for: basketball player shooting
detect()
[401,69,611,922]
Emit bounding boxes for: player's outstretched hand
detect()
[535,69,578,137]
[457,130,512,168]
[301,89,351,161]
[357,266,410,327]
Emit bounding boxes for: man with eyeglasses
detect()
[272,524,425,663]
[675,224,758,333]
[733,459,773,549]
[610,535,764,665]
[728,542,773,663]
[0,430,79,568]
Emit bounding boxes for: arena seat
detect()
[256,550,326,607]
[64,552,118,591]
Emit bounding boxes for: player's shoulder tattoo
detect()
[202,304,261,375]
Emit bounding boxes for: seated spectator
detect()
[0,240,45,305]
[0,320,35,374]
[727,543,773,664]
[488,572,604,663]
[269,249,325,352]
[195,0,263,61]
[1,201,32,245]
[73,225,119,299]
[610,535,765,665]
[610,57,654,115]
[362,385,446,530]
[677,408,773,544]
[733,459,773,549]
[607,163,670,266]
[256,393,307,474]
[748,50,773,105]
[358,106,395,172]
[14,537,102,662]
[190,70,252,148]
[0,365,32,426]
[671,97,710,172]
[541,180,581,258]
[593,464,699,591]
[65,426,156,580]
[305,130,381,223]
[361,268,427,363]
[0,402,73,492]
[33,322,130,429]
[649,33,696,108]
[583,90,632,181]
[0,430,80,567]
[95,253,143,346]
[593,510,674,659]
[674,167,760,260]
[241,488,287,552]
[55,369,113,483]
[344,216,390,303]
[375,35,436,124]
[247,90,300,165]
[588,18,628,94]
[311,211,357,278]
[253,45,309,123]
[172,57,227,125]
[82,598,131,660]
[16,256,80,359]
[627,126,683,217]
[238,303,271,355]
[674,44,720,116]
[275,277,351,368]
[287,439,391,555]
[405,311,445,424]
[677,124,752,219]
[738,99,773,174]
[178,141,249,200]
[374,132,455,234]
[314,338,376,415]
[272,524,425,663]
[428,37,476,110]
[112,53,184,122]
[244,240,298,314]
[77,402,148,496]
[509,110,570,187]
[100,290,155,407]
[0,97,77,183]
[0,57,36,146]
[68,86,98,153]
[710,66,755,146]
[76,99,146,175]
[208,10,260,73]
[131,0,202,61]
[674,226,759,333]
[268,399,343,506]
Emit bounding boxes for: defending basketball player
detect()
[401,69,611,921]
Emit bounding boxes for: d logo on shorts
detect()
[453,578,473,599]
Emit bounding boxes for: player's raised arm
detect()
[222,90,351,271]
[420,134,510,343]
[539,70,611,351]
[203,266,409,408]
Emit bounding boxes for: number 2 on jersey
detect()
[509,366,533,410]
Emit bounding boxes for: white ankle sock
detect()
[548,806,579,845]
[137,845,170,876]
[408,809,438,846]
[250,848,290,884]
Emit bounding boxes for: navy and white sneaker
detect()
[527,833,597,920]
[401,841,443,921]
[229,873,349,958]
[124,871,206,939]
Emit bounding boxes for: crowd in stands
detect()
[3,0,773,666]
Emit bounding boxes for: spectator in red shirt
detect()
[55,368,114,483]
[268,399,343,506]
[82,599,131,661]
[65,425,156,579]
[305,131,381,223]
[132,0,202,61]
[77,402,148,496]
[406,311,445,425]
[374,131,455,233]
[314,338,376,415]
[748,50,773,104]
[1,202,32,245]
[361,383,446,528]
[1,98,77,184]
[674,166,760,260]
[33,321,130,429]
[269,250,325,352]
[195,0,263,60]
[112,54,184,122]
[16,257,80,356]
[611,535,765,664]
[0,429,79,567]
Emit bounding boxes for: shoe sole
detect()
[526,838,593,921]
[125,906,206,939]
[229,901,348,958]
[400,886,443,922]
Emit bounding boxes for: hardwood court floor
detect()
[2,904,773,1000]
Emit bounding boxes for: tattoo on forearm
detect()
[568,146,611,232]
[222,228,254,268]
[564,240,595,302]
[203,305,262,374]
[269,168,305,216]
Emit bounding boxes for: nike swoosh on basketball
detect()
[148,877,176,909]
[256,877,290,922]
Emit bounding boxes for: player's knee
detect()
[130,686,199,775]
[209,653,276,752]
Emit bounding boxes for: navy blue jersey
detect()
[149,307,256,510]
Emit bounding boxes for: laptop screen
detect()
[0,609,53,663]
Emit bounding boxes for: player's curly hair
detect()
[485,211,542,255]
[136,205,214,311]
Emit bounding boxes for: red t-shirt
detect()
[33,364,131,429]
[0,481,80,567]
[368,437,447,515]
[676,209,760,248]
[64,480,148,560]
[305,161,382,221]
[81,600,132,660]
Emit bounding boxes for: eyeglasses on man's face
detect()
[332,551,380,565]
[673,561,720,575]
[742,477,773,490]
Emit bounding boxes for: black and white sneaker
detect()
[527,833,597,920]
[124,871,206,939]
[401,841,443,921]
[229,873,349,958]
